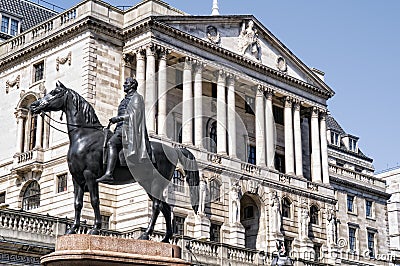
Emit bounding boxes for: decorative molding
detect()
[6,75,20,93]
[56,51,71,71]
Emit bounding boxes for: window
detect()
[28,115,37,151]
[172,170,185,193]
[347,195,355,213]
[210,178,221,202]
[282,197,291,218]
[34,61,44,82]
[330,132,340,146]
[247,145,256,165]
[57,173,68,193]
[274,153,285,173]
[210,223,221,242]
[314,243,322,261]
[176,121,182,143]
[283,238,292,256]
[209,121,217,153]
[245,95,255,115]
[348,227,356,252]
[310,205,319,225]
[244,206,254,219]
[172,215,185,235]
[22,181,40,211]
[367,232,375,258]
[366,200,373,217]
[1,16,19,36]
[349,138,357,152]
[101,215,110,230]
[175,69,183,90]
[0,192,5,204]
[273,105,284,125]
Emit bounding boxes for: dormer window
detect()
[349,138,357,152]
[1,14,20,36]
[330,131,340,146]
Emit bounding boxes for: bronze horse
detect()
[30,81,199,242]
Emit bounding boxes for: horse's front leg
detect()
[85,170,102,235]
[66,180,84,234]
[139,196,161,241]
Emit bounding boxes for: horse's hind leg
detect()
[160,201,172,243]
[139,195,161,241]
[66,180,84,234]
[85,170,102,235]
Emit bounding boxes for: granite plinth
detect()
[41,235,190,266]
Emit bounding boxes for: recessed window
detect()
[367,232,375,258]
[101,215,110,230]
[247,145,256,165]
[282,197,291,218]
[57,173,68,193]
[209,121,217,153]
[314,243,322,261]
[0,192,5,204]
[172,170,185,193]
[243,206,254,219]
[283,238,292,256]
[210,223,221,242]
[34,61,44,82]
[349,138,357,152]
[347,195,355,213]
[245,96,255,115]
[1,15,19,36]
[274,153,285,173]
[210,179,221,202]
[172,215,185,235]
[330,132,340,146]
[310,205,319,225]
[273,105,284,125]
[349,227,356,252]
[366,200,373,217]
[28,115,37,151]
[22,181,40,211]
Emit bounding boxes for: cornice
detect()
[0,16,123,72]
[330,176,390,200]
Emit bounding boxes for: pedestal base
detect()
[194,213,210,240]
[41,235,190,266]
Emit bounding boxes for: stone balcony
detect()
[11,149,44,179]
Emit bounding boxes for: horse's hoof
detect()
[138,233,150,240]
[88,228,100,235]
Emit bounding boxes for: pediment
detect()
[154,16,333,97]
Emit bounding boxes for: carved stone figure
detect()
[207,25,221,45]
[30,80,200,243]
[229,182,242,224]
[277,56,287,72]
[300,207,310,240]
[238,20,261,61]
[327,208,338,246]
[270,192,282,235]
[198,179,207,215]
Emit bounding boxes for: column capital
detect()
[284,96,293,108]
[134,48,146,60]
[193,60,205,73]
[226,74,238,86]
[14,108,28,119]
[184,57,193,70]
[319,109,328,120]
[256,85,265,96]
[123,53,134,67]
[311,106,319,118]
[215,69,226,81]
[292,99,303,111]
[157,46,171,60]
[145,44,156,56]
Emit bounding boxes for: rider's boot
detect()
[96,145,118,183]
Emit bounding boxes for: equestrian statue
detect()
[30,78,199,243]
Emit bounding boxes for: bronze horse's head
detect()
[30,81,68,114]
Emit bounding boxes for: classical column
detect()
[311,107,322,183]
[227,74,237,158]
[284,97,294,174]
[182,58,193,145]
[15,109,26,154]
[320,111,330,184]
[255,86,266,166]
[34,114,43,149]
[293,100,303,177]
[194,62,204,148]
[122,53,134,83]
[135,49,146,97]
[145,45,156,133]
[265,88,275,169]
[216,70,227,154]
[157,48,169,137]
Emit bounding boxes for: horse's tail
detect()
[177,148,199,214]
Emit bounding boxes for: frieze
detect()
[0,253,41,266]
[56,51,71,71]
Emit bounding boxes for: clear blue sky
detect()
[56,0,400,172]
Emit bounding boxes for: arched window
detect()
[310,205,319,225]
[282,197,291,218]
[22,181,40,210]
[209,121,217,153]
[210,178,221,202]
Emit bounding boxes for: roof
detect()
[326,115,345,134]
[0,0,58,33]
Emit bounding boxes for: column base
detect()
[194,213,210,240]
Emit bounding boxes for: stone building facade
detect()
[0,0,394,265]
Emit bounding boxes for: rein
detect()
[41,112,104,135]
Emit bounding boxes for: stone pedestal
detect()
[222,223,245,247]
[294,238,314,261]
[41,235,190,266]
[194,213,210,240]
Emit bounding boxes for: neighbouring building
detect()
[0,0,395,265]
